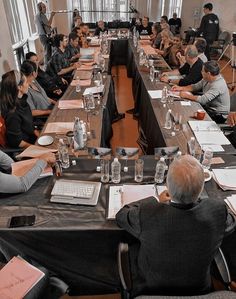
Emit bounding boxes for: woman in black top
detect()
[0,70,38,148]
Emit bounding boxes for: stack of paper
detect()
[225,195,236,215]
[44,122,74,134]
[212,169,236,191]
[58,100,84,109]
[12,158,53,178]
[0,256,45,299]
[16,145,57,159]
[107,184,166,219]
[188,120,230,152]
[148,90,162,99]
[83,85,104,96]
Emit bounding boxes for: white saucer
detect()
[204,169,212,182]
[38,135,54,146]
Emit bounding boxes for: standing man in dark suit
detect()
[197,3,219,60]
[116,155,235,297]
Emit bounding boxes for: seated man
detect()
[46,34,80,82]
[65,32,80,62]
[25,52,67,100]
[168,12,182,35]
[168,35,184,67]
[137,16,152,36]
[173,60,230,123]
[161,45,203,86]
[116,155,235,297]
[94,20,108,36]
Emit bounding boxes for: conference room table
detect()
[1,38,236,295]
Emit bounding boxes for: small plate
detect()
[38,135,54,146]
[204,169,212,182]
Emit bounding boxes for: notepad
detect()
[16,145,57,159]
[44,122,74,134]
[0,256,45,299]
[107,184,166,219]
[212,169,236,191]
[58,100,84,109]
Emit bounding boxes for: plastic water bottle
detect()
[111,158,121,183]
[155,157,166,183]
[58,139,70,169]
[149,65,155,82]
[73,117,84,150]
[75,76,81,93]
[175,151,182,160]
[164,109,172,129]
[80,120,87,143]
[189,137,196,156]
[161,86,168,103]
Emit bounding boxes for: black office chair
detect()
[118,243,236,299]
[210,31,230,59]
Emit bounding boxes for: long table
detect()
[1,39,236,295]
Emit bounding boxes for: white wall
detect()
[0,1,16,76]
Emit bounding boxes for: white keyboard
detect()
[51,180,95,199]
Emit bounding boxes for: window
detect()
[72,0,130,23]
[168,0,182,19]
[3,0,38,46]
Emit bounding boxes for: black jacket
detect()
[116,197,232,296]
[198,13,219,43]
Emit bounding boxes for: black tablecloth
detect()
[1,156,236,294]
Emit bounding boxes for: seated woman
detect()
[0,70,39,148]
[155,29,173,61]
[0,150,55,193]
[21,60,55,118]
[150,22,162,48]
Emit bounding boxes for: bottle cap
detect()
[114,157,118,162]
[191,136,195,141]
[124,166,128,172]
[171,131,175,136]
[59,138,64,143]
[177,151,182,156]
[160,157,165,162]
[72,160,76,166]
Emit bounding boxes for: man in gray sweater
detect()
[172,60,230,123]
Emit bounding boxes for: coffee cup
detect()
[194,110,205,120]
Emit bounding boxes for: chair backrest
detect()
[0,115,7,147]
[118,243,233,299]
[218,31,230,44]
[230,92,236,111]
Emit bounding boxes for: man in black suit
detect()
[116,155,235,297]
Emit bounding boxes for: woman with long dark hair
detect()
[0,70,39,148]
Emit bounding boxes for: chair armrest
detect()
[214,248,231,289]
[118,243,132,292]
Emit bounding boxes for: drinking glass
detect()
[134,159,144,183]
[202,148,213,169]
[101,159,110,183]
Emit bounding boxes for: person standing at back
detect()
[35,2,56,65]
[197,3,219,60]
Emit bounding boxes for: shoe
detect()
[112,113,125,123]
[126,108,135,114]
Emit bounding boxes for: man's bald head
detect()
[167,155,204,204]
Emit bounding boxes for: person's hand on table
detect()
[39,152,56,166]
[171,85,183,91]
[179,91,192,99]
[61,78,68,85]
[160,75,169,83]
[227,112,236,127]
[73,62,81,69]
[157,190,171,203]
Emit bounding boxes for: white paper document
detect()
[194,131,230,146]
[83,85,104,96]
[107,184,166,219]
[201,144,224,152]
[188,121,220,132]
[80,48,95,56]
[180,101,191,106]
[44,122,74,134]
[212,169,236,191]
[148,90,162,99]
[225,195,236,215]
